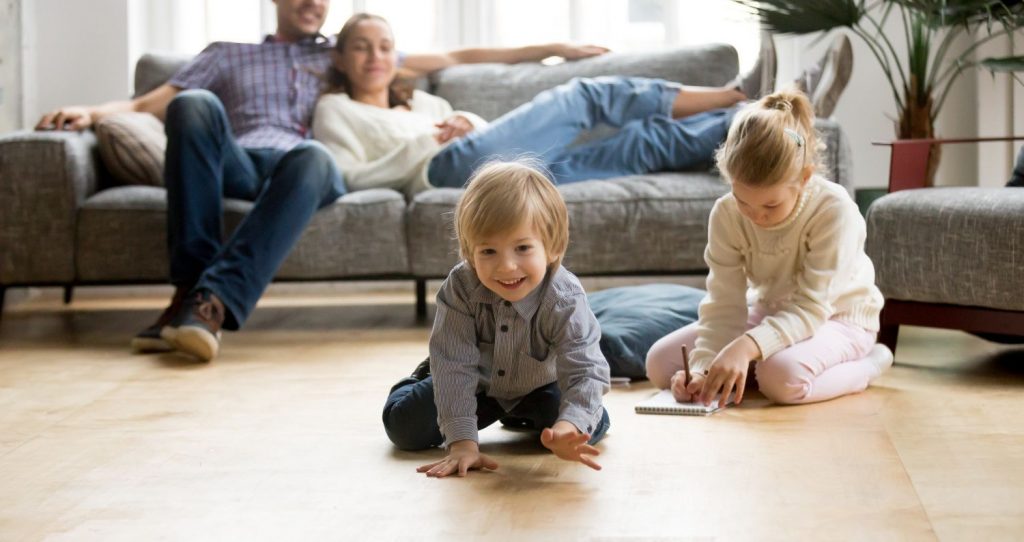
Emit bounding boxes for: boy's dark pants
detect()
[383,376,610,451]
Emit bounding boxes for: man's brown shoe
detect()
[130,286,191,354]
[161,289,225,362]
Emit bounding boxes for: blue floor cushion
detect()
[588,283,706,379]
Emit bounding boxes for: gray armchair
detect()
[866,137,1024,352]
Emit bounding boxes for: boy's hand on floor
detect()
[540,421,602,471]
[417,440,498,478]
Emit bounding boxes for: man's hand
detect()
[701,335,760,407]
[416,440,498,478]
[36,106,94,131]
[540,420,602,471]
[434,115,475,144]
[551,44,610,61]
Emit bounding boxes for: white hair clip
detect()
[784,128,804,148]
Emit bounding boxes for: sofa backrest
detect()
[133,45,738,118]
[134,53,192,98]
[430,45,738,120]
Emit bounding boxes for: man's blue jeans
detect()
[164,90,345,329]
[427,76,736,187]
[382,375,611,451]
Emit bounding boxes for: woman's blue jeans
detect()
[427,76,736,187]
[164,89,346,329]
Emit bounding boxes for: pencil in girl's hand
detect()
[681,345,691,387]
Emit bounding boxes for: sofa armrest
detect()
[0,130,101,284]
[814,118,853,193]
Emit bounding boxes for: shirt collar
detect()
[467,272,549,320]
[263,33,331,45]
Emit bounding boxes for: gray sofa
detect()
[0,45,853,319]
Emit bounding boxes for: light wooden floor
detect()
[1,284,1023,541]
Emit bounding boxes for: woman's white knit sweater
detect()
[312,90,487,196]
[690,176,884,373]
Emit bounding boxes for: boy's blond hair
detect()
[455,160,569,269]
[715,87,825,188]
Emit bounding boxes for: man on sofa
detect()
[34,0,609,361]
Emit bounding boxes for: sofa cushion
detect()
[865,187,1024,311]
[94,112,166,187]
[589,283,705,378]
[407,172,728,278]
[430,45,739,121]
[76,186,410,282]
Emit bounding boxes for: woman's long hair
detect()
[323,13,413,108]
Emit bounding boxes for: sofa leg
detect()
[63,285,74,305]
[878,324,899,356]
[415,279,427,321]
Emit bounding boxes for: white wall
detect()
[777,22,980,189]
[976,31,1022,188]
[0,0,22,132]
[21,0,132,127]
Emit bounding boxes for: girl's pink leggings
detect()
[645,310,880,404]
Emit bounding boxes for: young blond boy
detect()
[382,161,611,477]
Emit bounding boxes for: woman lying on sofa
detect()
[312,13,762,195]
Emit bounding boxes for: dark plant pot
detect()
[855,187,888,216]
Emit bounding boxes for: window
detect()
[322,0,438,52]
[488,0,759,70]
[493,0,571,47]
[142,0,757,68]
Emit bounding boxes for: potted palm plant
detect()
[735,0,1024,185]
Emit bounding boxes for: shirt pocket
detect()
[518,350,557,386]
[518,351,545,364]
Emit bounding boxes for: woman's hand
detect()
[416,440,499,478]
[671,371,705,403]
[36,106,94,131]
[552,44,610,60]
[540,421,602,470]
[701,335,760,407]
[434,115,475,144]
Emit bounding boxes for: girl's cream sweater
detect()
[691,176,884,373]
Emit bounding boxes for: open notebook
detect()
[634,389,734,416]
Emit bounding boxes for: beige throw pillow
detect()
[94,112,166,186]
